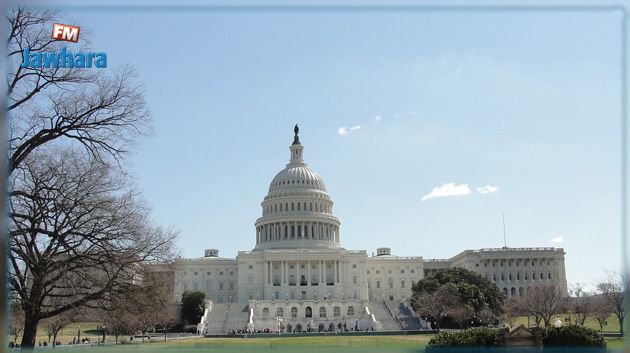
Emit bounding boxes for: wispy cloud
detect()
[337,125,361,136]
[374,115,382,122]
[408,110,416,116]
[477,185,499,194]
[550,236,564,243]
[422,183,472,202]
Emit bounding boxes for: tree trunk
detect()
[53,333,58,348]
[617,314,624,336]
[20,315,40,349]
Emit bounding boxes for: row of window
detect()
[367,268,416,274]
[477,259,555,268]
[487,272,554,282]
[261,306,356,320]
[263,201,330,215]
[181,280,234,291]
[271,179,323,189]
[184,270,234,276]
[369,279,416,289]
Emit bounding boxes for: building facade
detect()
[168,126,567,332]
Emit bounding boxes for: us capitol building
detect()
[157,126,567,333]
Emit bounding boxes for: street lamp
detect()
[77,325,81,343]
[554,318,562,332]
[102,325,106,344]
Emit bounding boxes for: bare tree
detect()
[597,271,625,336]
[411,283,462,330]
[9,302,25,345]
[566,283,593,326]
[7,7,150,175]
[450,305,475,329]
[9,149,176,348]
[43,310,74,348]
[591,295,613,333]
[502,298,520,328]
[517,285,565,327]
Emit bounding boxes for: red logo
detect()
[51,23,80,43]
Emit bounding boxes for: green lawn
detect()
[510,314,622,333]
[8,321,625,352]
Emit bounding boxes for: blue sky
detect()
[59,6,622,288]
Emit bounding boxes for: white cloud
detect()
[550,236,564,243]
[422,183,472,202]
[338,125,361,136]
[477,185,499,194]
[375,115,382,121]
[408,110,416,116]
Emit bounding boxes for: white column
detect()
[319,261,323,284]
[334,261,338,283]
[297,261,300,284]
[307,261,311,286]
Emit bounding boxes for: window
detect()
[230,271,234,276]
[548,273,552,280]
[333,306,340,317]
[305,307,312,318]
[220,271,224,276]
[411,269,415,273]
[193,282,198,290]
[206,280,212,290]
[352,275,358,284]
[347,306,355,316]
[291,307,298,318]
[262,308,270,320]
[229,282,234,290]
[194,271,198,276]
[319,307,326,318]
[207,272,211,275]
[400,269,405,274]
[376,281,381,289]
[388,278,394,288]
[389,295,394,301]
[219,282,224,290]
[401,281,405,288]
[249,265,253,270]
[376,270,380,274]
[277,308,284,317]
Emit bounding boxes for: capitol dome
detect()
[253,125,341,251]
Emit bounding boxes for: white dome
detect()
[253,125,340,251]
[268,165,327,193]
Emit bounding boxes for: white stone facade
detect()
[167,126,567,330]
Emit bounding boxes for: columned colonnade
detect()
[256,221,339,244]
[262,260,342,286]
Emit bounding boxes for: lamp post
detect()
[102,325,106,344]
[77,325,81,343]
[554,318,562,332]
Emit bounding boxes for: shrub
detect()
[543,325,606,348]
[183,325,198,333]
[427,327,500,349]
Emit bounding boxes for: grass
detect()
[510,314,622,333]
[8,320,625,352]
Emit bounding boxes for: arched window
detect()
[305,306,312,318]
[518,287,524,297]
[291,307,298,318]
[503,288,508,296]
[319,307,326,318]
[277,308,284,317]
[347,306,355,316]
[333,306,340,317]
[262,308,269,320]
[510,287,516,297]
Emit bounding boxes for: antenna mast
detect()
[502,213,507,248]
